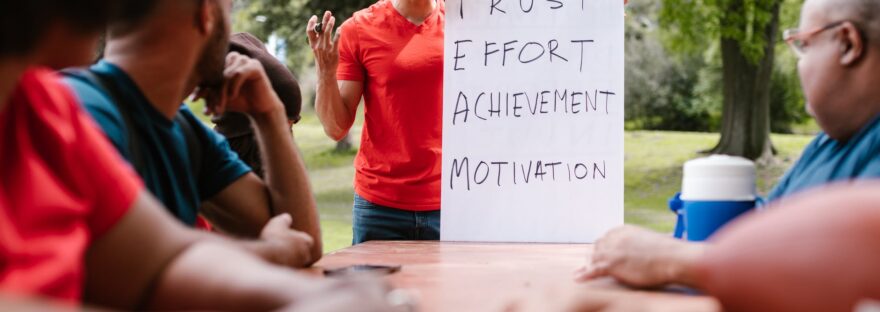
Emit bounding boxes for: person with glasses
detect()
[574,0,880,292]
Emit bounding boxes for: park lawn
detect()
[189,101,814,253]
[296,113,813,252]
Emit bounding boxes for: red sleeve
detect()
[55,74,144,238]
[336,19,366,82]
[699,184,880,312]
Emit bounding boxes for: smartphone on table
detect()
[323,264,402,277]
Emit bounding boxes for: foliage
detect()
[233,0,811,134]
[770,0,809,133]
[769,52,809,133]
[233,0,373,72]
[624,0,808,133]
[659,0,779,65]
[625,0,716,131]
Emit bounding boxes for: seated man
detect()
[212,32,303,178]
[0,0,390,310]
[550,184,880,312]
[578,0,880,289]
[63,0,322,267]
[698,182,880,312]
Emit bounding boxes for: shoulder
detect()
[176,105,216,138]
[859,115,880,144]
[19,68,78,117]
[175,104,232,152]
[61,71,124,124]
[798,132,828,157]
[345,0,392,28]
[60,71,128,147]
[15,68,87,140]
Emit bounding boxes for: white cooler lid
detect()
[681,155,756,201]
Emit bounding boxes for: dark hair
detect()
[0,0,158,56]
[226,134,266,178]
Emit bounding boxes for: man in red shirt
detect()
[308,0,445,244]
[0,1,392,310]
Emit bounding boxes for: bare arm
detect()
[83,193,304,309]
[197,208,316,268]
[317,79,363,140]
[575,225,707,289]
[84,192,390,311]
[308,11,364,141]
[201,51,323,264]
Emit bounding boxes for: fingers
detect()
[574,260,609,282]
[202,86,224,116]
[306,15,319,47]
[324,16,337,48]
[220,52,266,106]
[191,87,207,102]
[321,11,332,31]
[573,266,590,282]
[306,15,318,44]
[583,263,610,281]
[293,230,315,248]
[319,11,332,49]
[265,213,294,230]
[225,69,249,101]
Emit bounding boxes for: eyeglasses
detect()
[783,21,846,58]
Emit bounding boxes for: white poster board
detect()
[441,0,625,243]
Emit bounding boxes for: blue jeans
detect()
[352,194,440,245]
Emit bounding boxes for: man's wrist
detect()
[244,239,281,264]
[317,70,338,85]
[664,241,707,287]
[247,103,286,124]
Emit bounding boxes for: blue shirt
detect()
[65,61,251,225]
[768,116,880,201]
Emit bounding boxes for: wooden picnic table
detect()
[312,241,710,312]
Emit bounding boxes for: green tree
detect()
[625,0,715,132]
[660,0,782,160]
[234,0,372,151]
[234,0,372,72]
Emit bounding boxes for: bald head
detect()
[816,0,880,45]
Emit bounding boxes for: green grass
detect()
[296,113,813,252]
[622,131,812,232]
[188,103,815,253]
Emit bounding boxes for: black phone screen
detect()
[323,264,402,277]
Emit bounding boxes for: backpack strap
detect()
[61,68,148,175]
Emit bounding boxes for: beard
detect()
[195,4,229,90]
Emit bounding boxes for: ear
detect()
[838,22,865,66]
[195,0,215,36]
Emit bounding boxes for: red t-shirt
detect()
[337,0,445,211]
[0,68,142,303]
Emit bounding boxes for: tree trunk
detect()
[709,1,781,162]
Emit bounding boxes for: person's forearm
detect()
[189,228,305,267]
[665,242,708,288]
[315,73,355,140]
[250,107,323,262]
[147,242,317,311]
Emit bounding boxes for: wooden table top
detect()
[311,241,708,312]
